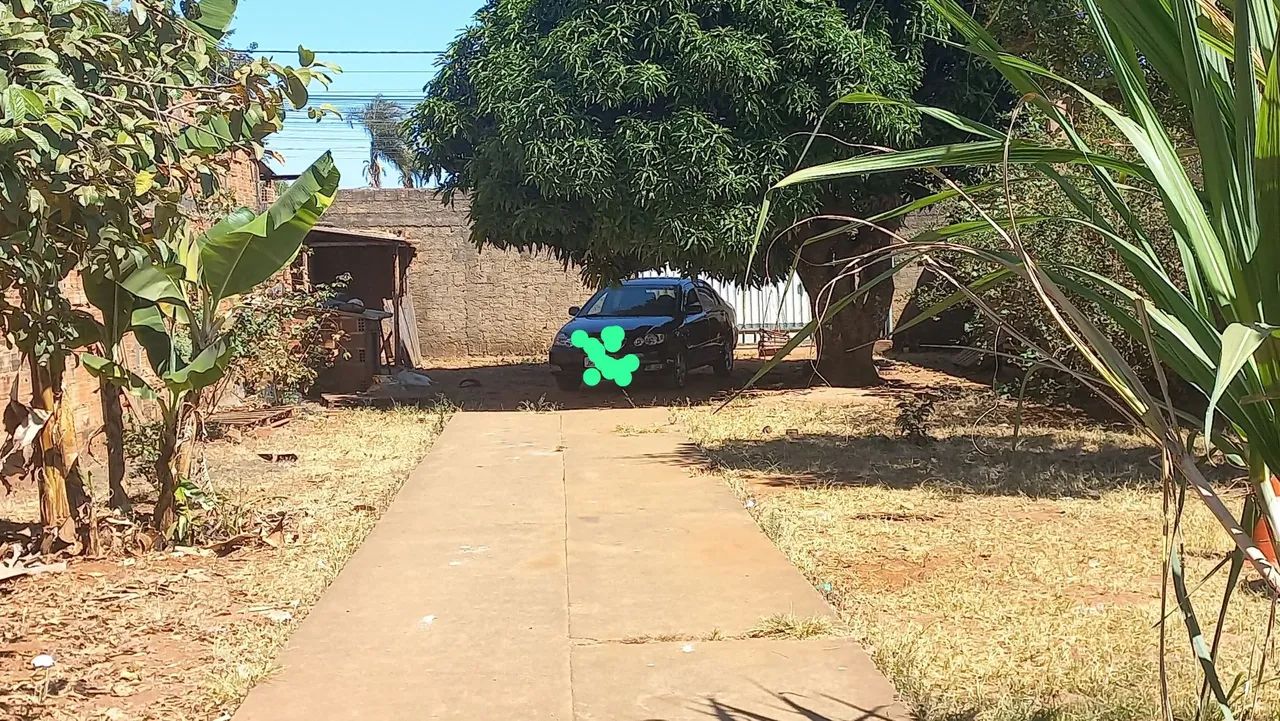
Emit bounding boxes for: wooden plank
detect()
[206,406,297,427]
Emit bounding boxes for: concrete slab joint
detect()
[233,408,907,721]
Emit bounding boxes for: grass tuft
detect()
[747,613,836,640]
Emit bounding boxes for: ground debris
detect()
[0,401,445,718]
[256,451,298,463]
[0,544,67,583]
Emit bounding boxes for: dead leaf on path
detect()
[257,452,298,463]
[263,526,285,549]
[353,504,376,513]
[256,609,293,623]
[57,517,77,544]
[111,682,136,697]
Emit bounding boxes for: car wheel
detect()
[713,341,734,377]
[554,373,580,391]
[670,350,688,389]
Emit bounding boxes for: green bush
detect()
[906,103,1190,402]
[226,277,349,403]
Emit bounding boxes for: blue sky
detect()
[231,0,485,188]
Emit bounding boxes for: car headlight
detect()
[553,332,572,347]
[634,333,665,347]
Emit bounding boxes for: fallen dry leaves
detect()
[0,404,449,720]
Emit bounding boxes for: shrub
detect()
[906,108,1189,403]
[226,277,349,403]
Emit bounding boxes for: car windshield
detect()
[581,285,680,317]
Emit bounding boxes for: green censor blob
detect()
[571,325,640,388]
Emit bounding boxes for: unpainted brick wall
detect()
[322,189,594,358]
[0,153,268,441]
[0,275,122,441]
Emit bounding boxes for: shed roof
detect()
[305,225,414,249]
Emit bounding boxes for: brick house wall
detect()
[322,189,594,358]
[0,152,270,438]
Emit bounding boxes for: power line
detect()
[234,49,446,55]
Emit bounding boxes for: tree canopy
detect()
[0,0,336,365]
[406,0,949,284]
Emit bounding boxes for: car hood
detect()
[561,315,680,338]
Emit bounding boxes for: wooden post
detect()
[392,247,403,367]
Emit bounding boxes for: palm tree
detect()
[349,95,418,189]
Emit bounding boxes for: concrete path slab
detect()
[573,638,910,721]
[562,409,831,640]
[233,413,572,721]
[233,407,903,721]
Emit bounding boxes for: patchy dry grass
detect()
[1,403,451,721]
[747,613,837,640]
[614,423,668,436]
[673,375,1274,721]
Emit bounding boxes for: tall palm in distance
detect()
[348,95,418,189]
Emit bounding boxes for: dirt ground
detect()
[664,361,1275,721]
[412,347,954,412]
[0,404,450,721]
[5,351,1263,721]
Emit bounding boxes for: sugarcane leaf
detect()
[773,140,1156,190]
[1170,539,1236,721]
[1206,323,1277,442]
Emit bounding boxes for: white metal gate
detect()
[634,270,814,337]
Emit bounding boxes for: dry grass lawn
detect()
[672,361,1277,721]
[0,404,450,721]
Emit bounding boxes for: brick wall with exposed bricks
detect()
[1,153,270,442]
[320,189,595,358]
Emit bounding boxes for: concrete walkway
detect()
[233,408,907,721]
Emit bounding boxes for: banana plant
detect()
[83,153,340,536]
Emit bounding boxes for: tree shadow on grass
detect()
[418,357,828,411]
[689,690,1069,721]
[692,693,907,721]
[663,430,1237,498]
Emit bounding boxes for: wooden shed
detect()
[300,226,420,391]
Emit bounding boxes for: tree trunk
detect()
[100,382,130,514]
[153,394,201,536]
[32,366,71,530]
[153,413,178,535]
[791,198,902,387]
[30,358,97,554]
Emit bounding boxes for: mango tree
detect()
[84,154,340,538]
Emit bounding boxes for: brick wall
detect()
[0,275,115,439]
[0,153,268,439]
[322,189,594,358]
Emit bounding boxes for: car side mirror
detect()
[568,306,581,317]
[686,302,703,314]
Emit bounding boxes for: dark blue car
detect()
[549,278,737,390]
